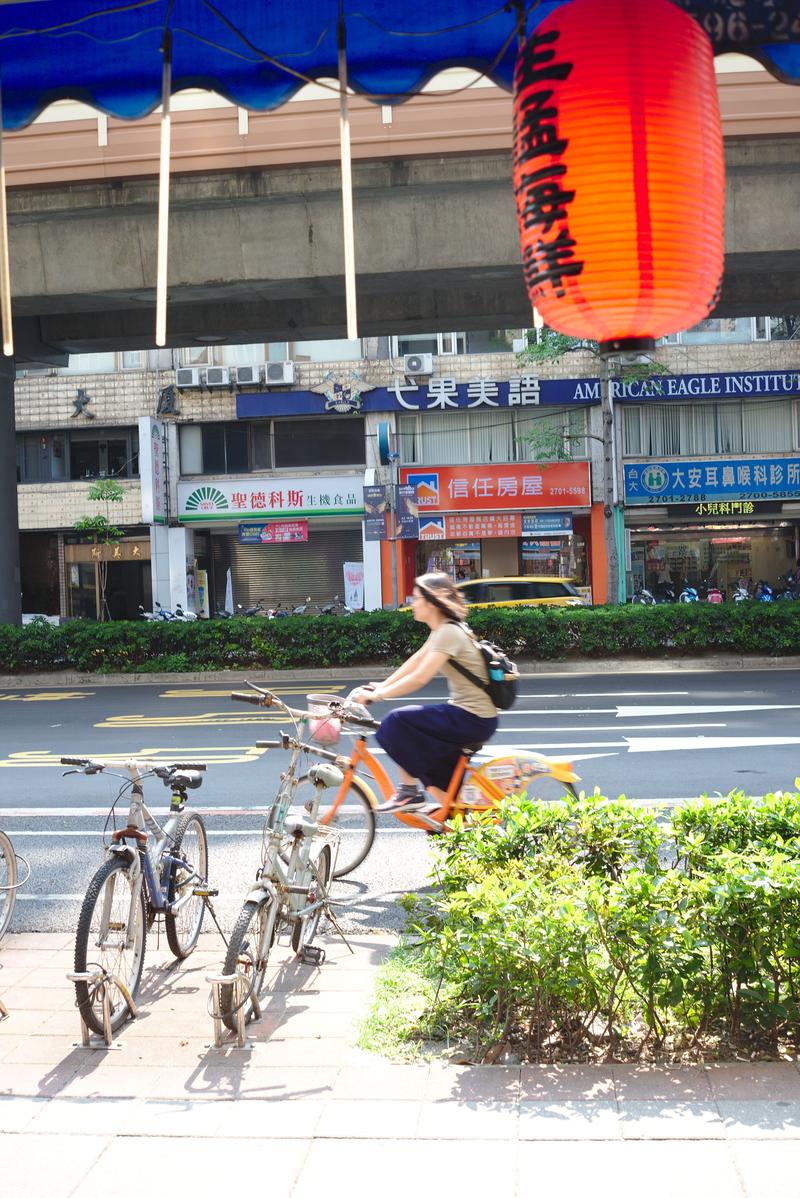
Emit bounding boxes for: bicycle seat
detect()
[461,743,486,755]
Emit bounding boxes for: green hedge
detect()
[408,788,800,1059]
[1,602,800,673]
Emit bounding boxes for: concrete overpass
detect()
[5,66,800,360]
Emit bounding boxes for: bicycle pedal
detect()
[193,888,218,897]
[300,945,325,966]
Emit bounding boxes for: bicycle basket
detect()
[304,694,342,746]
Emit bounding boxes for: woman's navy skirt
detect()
[375,703,498,791]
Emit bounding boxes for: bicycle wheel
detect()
[220,895,280,1030]
[304,774,376,878]
[164,811,208,960]
[291,843,331,953]
[0,830,17,941]
[74,856,146,1035]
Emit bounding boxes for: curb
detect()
[0,655,798,687]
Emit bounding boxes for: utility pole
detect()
[599,356,620,604]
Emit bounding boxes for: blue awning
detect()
[0,1,798,130]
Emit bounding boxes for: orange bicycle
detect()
[232,684,580,878]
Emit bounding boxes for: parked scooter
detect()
[173,603,198,621]
[267,601,290,619]
[705,581,724,604]
[321,594,353,615]
[630,582,656,605]
[776,572,800,601]
[291,596,323,616]
[678,581,699,603]
[652,581,676,604]
[754,579,775,603]
[237,599,268,617]
[731,578,750,602]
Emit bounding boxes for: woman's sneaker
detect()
[376,785,427,813]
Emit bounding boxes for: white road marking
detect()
[626,734,800,753]
[615,703,800,719]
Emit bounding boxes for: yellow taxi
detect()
[456,576,587,608]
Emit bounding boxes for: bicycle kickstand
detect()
[0,995,8,1021]
[323,901,355,956]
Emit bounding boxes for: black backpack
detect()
[447,624,519,711]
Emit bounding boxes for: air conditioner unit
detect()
[403,353,434,376]
[205,366,231,387]
[175,367,202,388]
[263,361,295,386]
[234,364,263,386]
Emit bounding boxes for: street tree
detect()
[74,478,125,620]
[517,330,670,604]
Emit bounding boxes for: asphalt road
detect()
[2,668,799,937]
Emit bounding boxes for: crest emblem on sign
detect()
[311,370,376,414]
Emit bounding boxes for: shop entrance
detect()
[630,525,798,597]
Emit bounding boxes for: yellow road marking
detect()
[0,746,268,768]
[159,686,345,698]
[0,692,93,702]
[95,712,287,729]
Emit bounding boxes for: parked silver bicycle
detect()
[62,756,210,1035]
[220,685,349,1029]
[0,829,29,942]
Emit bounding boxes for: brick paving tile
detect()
[718,1100,800,1138]
[0,1094,49,1131]
[519,1064,615,1101]
[613,1065,714,1101]
[331,1064,430,1101]
[518,1100,621,1140]
[617,1100,725,1139]
[517,1141,744,1197]
[316,1098,422,1139]
[705,1063,800,1101]
[426,1062,520,1102]
[292,1137,517,1198]
[731,1141,800,1197]
[0,1133,112,1198]
[416,1098,519,1140]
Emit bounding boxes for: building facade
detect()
[14,322,799,617]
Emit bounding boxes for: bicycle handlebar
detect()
[230,691,269,706]
[230,683,380,730]
[60,757,207,772]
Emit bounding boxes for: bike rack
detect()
[67,969,138,1049]
[206,971,261,1050]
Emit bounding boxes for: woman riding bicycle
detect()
[349,572,498,813]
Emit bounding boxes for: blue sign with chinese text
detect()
[624,456,800,505]
[521,512,573,534]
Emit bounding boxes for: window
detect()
[274,417,365,468]
[16,429,137,482]
[291,339,362,363]
[120,350,145,369]
[62,352,117,374]
[623,400,796,456]
[399,408,587,466]
[754,316,800,342]
[178,418,364,475]
[392,332,466,357]
[181,345,213,367]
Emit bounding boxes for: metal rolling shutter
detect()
[212,526,363,610]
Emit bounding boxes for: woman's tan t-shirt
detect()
[426,622,497,720]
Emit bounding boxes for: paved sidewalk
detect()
[2,933,800,1197]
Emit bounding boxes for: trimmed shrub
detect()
[0,602,799,674]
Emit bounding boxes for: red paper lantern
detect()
[512,0,725,355]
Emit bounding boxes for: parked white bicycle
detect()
[0,829,29,942]
[219,686,348,1030]
[62,756,210,1035]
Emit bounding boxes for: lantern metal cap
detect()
[599,337,655,360]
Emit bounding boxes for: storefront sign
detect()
[138,417,168,525]
[178,477,363,522]
[237,371,800,421]
[237,376,597,418]
[65,540,150,563]
[521,512,573,534]
[400,462,591,512]
[666,501,782,519]
[395,485,419,540]
[343,562,365,610]
[624,456,800,505]
[238,521,308,544]
[522,539,563,552]
[445,513,522,539]
[613,370,800,402]
[363,485,389,541]
[418,515,447,540]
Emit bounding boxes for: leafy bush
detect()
[0,602,799,674]
[408,787,800,1061]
